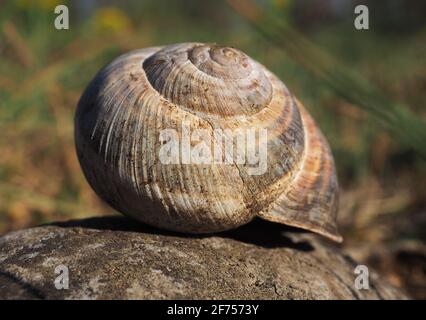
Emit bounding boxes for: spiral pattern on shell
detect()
[75,43,342,242]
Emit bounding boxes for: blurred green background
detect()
[0,0,425,298]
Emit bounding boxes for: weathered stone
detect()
[0,217,406,299]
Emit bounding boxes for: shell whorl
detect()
[143,43,273,118]
[75,43,342,242]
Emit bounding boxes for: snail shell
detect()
[75,43,342,242]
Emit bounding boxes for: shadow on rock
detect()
[49,216,314,252]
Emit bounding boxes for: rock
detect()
[0,216,406,299]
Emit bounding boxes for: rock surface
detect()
[0,217,406,299]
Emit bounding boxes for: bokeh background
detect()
[0,0,425,298]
